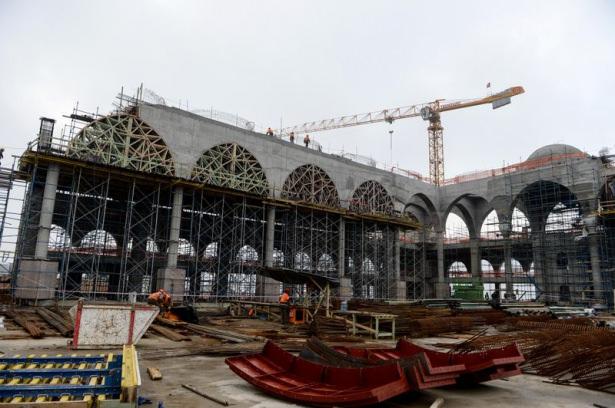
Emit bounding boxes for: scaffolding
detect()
[3,93,614,307]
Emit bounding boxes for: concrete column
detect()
[504,238,514,297]
[589,234,603,300]
[264,206,276,268]
[436,230,447,298]
[392,227,405,300]
[34,164,60,259]
[470,239,481,278]
[166,186,183,269]
[394,228,401,279]
[338,216,345,277]
[256,205,280,302]
[157,186,185,301]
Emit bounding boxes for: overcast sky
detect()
[1,0,613,178]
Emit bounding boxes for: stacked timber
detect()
[309,316,347,337]
[36,307,73,337]
[149,324,191,341]
[4,310,43,338]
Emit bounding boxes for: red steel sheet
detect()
[225,341,412,407]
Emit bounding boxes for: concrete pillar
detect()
[157,186,185,301]
[589,234,603,300]
[256,205,280,302]
[264,206,276,268]
[338,216,345,277]
[504,238,514,297]
[389,227,405,300]
[166,186,183,269]
[435,230,447,298]
[34,164,60,259]
[470,239,481,278]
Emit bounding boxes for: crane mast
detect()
[277,86,524,186]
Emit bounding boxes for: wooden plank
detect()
[149,324,191,342]
[181,384,229,406]
[147,366,163,380]
[4,311,43,338]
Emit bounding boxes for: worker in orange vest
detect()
[147,288,172,314]
[279,288,290,324]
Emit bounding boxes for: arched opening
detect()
[203,242,218,260]
[191,143,269,195]
[445,213,470,242]
[448,261,470,278]
[282,164,340,207]
[294,252,312,271]
[350,180,394,215]
[480,210,501,239]
[317,254,335,273]
[48,224,70,250]
[481,259,496,277]
[273,249,285,267]
[80,230,117,252]
[177,238,195,257]
[499,259,525,276]
[236,245,259,264]
[511,207,531,235]
[546,202,582,232]
[69,113,175,176]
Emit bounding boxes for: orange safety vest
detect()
[279,292,290,303]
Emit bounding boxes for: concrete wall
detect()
[139,103,604,233]
[138,104,438,212]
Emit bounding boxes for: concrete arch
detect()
[80,229,118,250]
[191,142,269,195]
[68,113,176,176]
[447,261,470,278]
[441,193,490,238]
[512,180,581,233]
[236,244,259,263]
[282,164,340,208]
[405,193,438,227]
[350,180,394,215]
[294,252,312,271]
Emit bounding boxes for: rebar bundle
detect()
[459,326,615,393]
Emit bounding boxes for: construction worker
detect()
[303,134,310,148]
[148,288,172,314]
[279,288,290,324]
[266,127,274,136]
[289,132,295,144]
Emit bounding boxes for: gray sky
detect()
[1,0,614,178]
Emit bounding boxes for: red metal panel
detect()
[226,341,412,407]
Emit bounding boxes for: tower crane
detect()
[277,86,525,186]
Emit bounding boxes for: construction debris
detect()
[149,324,191,342]
[454,324,615,393]
[147,367,163,381]
[181,384,229,406]
[309,316,348,337]
[4,310,43,338]
[35,307,73,337]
